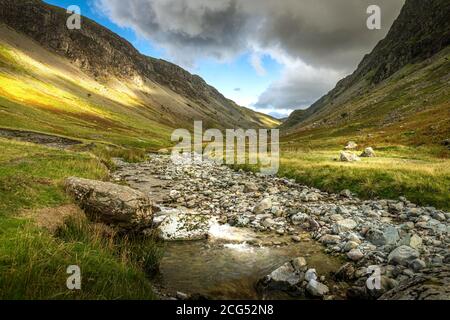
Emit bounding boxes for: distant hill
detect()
[0,0,278,149]
[281,0,450,146]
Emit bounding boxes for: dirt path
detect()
[0,128,82,149]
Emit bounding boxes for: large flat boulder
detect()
[156,208,215,241]
[65,177,153,232]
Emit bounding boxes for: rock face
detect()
[380,266,450,300]
[65,177,153,232]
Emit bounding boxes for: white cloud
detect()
[249,53,267,76]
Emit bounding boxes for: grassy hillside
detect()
[276,47,450,210]
[0,138,162,299]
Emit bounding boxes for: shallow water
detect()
[156,227,344,300]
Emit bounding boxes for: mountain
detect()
[281,0,450,145]
[0,0,278,149]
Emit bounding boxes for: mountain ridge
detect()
[281,0,450,140]
[0,0,278,131]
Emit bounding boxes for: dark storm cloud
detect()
[96,0,405,109]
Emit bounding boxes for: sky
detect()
[45,0,405,118]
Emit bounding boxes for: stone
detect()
[344,141,358,150]
[340,151,361,162]
[409,234,423,250]
[306,279,329,297]
[260,262,302,290]
[347,249,364,261]
[431,211,446,221]
[319,234,341,245]
[340,189,352,198]
[334,219,357,233]
[388,245,420,266]
[169,190,181,199]
[157,209,215,241]
[367,226,399,246]
[305,269,318,282]
[254,198,272,214]
[343,241,360,252]
[292,257,308,272]
[409,259,426,272]
[243,182,258,193]
[157,148,170,154]
[360,147,376,157]
[335,263,355,281]
[389,202,404,213]
[380,266,450,300]
[65,177,153,232]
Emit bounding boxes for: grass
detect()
[233,143,450,211]
[0,138,162,299]
[278,147,450,210]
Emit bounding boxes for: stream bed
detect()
[155,226,345,300]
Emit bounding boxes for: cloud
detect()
[234,88,241,92]
[95,0,405,109]
[254,59,342,110]
[250,53,267,76]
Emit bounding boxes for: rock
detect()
[320,234,341,245]
[335,263,355,281]
[65,177,153,232]
[344,141,358,150]
[254,198,272,214]
[169,190,181,199]
[292,257,308,272]
[343,241,360,252]
[157,148,170,154]
[340,189,352,198]
[305,269,318,282]
[431,211,446,221]
[306,279,329,297]
[176,291,189,300]
[291,235,302,242]
[408,234,423,250]
[291,212,309,225]
[243,182,258,193]
[259,262,302,291]
[157,209,215,241]
[334,219,357,233]
[340,151,361,162]
[409,259,426,272]
[367,226,399,246]
[347,249,364,261]
[388,245,420,266]
[380,266,450,300]
[360,147,376,158]
[388,202,404,213]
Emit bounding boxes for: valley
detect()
[0,0,448,301]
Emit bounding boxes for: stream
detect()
[156,231,344,299]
